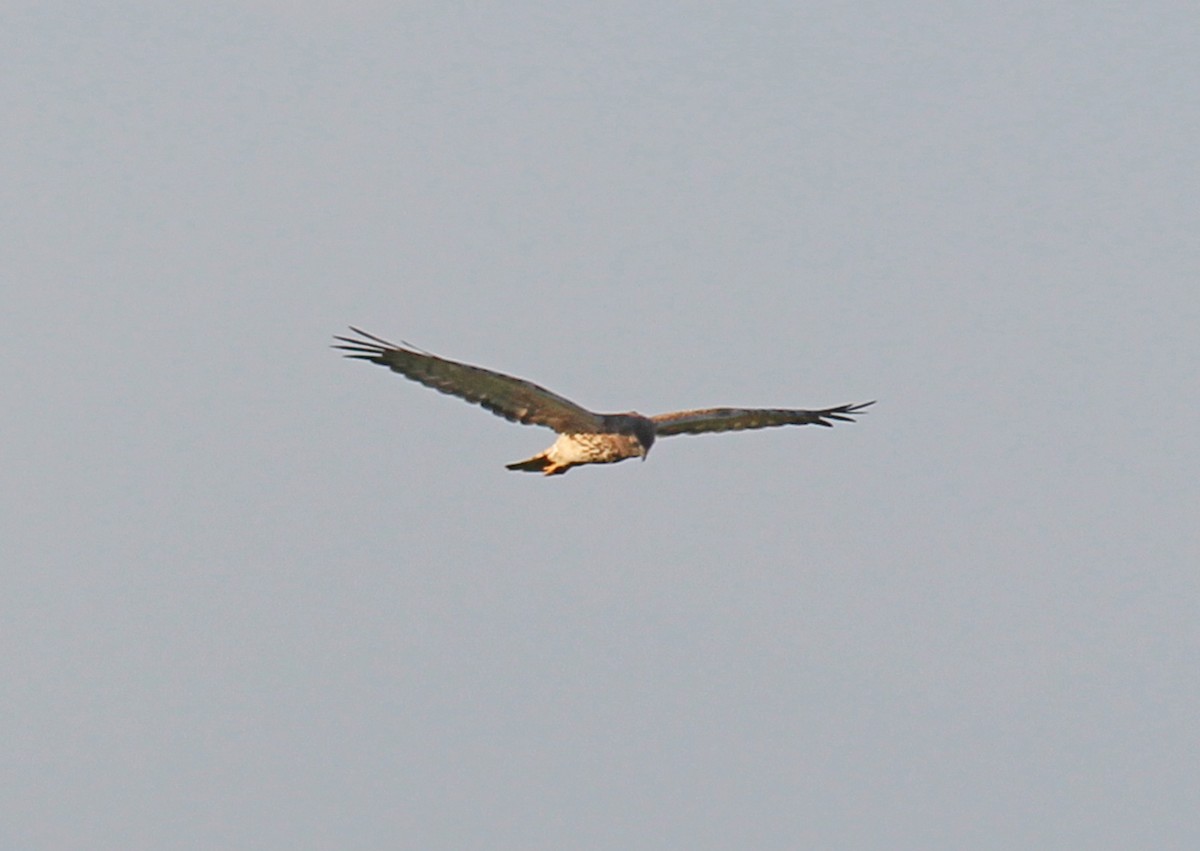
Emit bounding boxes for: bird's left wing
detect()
[334,327,604,433]
[651,401,874,436]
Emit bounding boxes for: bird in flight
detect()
[334,327,874,476]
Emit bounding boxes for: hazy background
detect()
[4,3,1197,848]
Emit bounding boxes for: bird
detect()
[333,327,874,476]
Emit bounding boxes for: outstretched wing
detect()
[651,401,874,436]
[333,327,603,433]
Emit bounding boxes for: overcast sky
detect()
[4,4,1198,849]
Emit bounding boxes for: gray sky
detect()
[4,3,1198,849]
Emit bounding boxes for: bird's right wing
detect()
[651,401,874,436]
[334,328,604,433]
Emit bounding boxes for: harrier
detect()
[334,327,874,475]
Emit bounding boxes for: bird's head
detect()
[629,414,656,460]
[601,413,657,460]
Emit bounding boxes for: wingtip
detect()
[335,326,435,357]
[332,326,410,359]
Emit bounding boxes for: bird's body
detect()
[334,327,873,475]
[506,428,650,475]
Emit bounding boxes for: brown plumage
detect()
[334,327,873,475]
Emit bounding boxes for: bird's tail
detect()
[505,452,550,473]
[505,452,569,475]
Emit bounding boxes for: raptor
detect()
[334,327,874,475]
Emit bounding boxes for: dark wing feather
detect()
[651,401,874,436]
[333,327,603,433]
